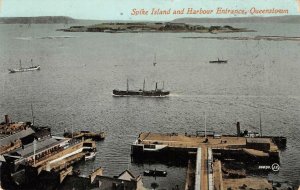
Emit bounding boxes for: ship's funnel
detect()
[236,122,241,137]
[4,115,10,125]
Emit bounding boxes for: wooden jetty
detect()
[64,130,105,141]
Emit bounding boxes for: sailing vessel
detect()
[113,79,170,97]
[209,58,228,64]
[8,59,40,73]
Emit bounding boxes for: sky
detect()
[0,0,299,20]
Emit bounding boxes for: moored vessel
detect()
[143,169,167,177]
[85,151,97,161]
[63,130,105,141]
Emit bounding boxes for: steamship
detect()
[113,79,170,97]
[8,59,40,73]
[209,58,228,64]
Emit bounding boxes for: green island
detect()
[58,22,255,33]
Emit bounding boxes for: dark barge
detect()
[143,169,167,177]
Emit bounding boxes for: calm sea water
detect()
[0,22,299,188]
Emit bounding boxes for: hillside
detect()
[0,16,76,24]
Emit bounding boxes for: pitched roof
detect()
[117,170,136,180]
[13,137,62,157]
[0,128,35,146]
[0,155,5,162]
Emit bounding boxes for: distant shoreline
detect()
[0,16,75,24]
[0,15,300,24]
[58,22,255,34]
[182,35,300,42]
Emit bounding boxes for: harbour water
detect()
[0,22,299,188]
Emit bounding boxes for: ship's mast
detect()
[259,112,262,137]
[31,103,35,126]
[162,81,165,90]
[155,82,158,91]
[153,53,157,66]
[127,79,129,91]
[33,139,36,165]
[204,112,207,138]
[31,59,33,67]
[143,79,145,92]
[19,60,22,69]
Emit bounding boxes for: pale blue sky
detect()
[0,0,299,20]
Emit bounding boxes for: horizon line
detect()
[0,14,300,21]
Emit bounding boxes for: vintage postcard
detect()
[0,0,299,189]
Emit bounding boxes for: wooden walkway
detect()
[200,146,208,190]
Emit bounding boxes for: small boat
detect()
[113,79,170,97]
[85,151,97,161]
[73,170,81,175]
[8,59,40,73]
[209,58,228,64]
[143,169,167,177]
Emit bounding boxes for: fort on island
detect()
[59,22,255,33]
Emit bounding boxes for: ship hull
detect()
[9,66,41,73]
[209,60,227,64]
[143,170,167,177]
[113,90,170,97]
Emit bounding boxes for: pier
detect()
[135,132,280,150]
[63,130,105,141]
[131,131,284,190]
